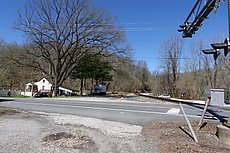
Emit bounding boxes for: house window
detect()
[43,79,45,83]
[42,86,45,90]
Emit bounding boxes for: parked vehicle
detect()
[158,94,171,99]
[93,85,106,95]
[34,92,49,98]
[224,99,230,104]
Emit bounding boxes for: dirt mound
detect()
[42,131,95,149]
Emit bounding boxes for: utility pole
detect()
[228,0,230,39]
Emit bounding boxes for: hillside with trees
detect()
[1,34,230,99]
[0,0,229,99]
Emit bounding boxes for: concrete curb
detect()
[216,124,230,146]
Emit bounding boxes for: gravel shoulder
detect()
[0,110,156,153]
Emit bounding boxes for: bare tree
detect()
[222,54,230,72]
[0,38,6,51]
[183,39,206,99]
[159,34,184,97]
[0,43,42,90]
[135,61,152,92]
[15,0,127,96]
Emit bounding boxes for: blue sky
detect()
[0,0,229,71]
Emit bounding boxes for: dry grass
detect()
[142,122,230,153]
[0,108,18,115]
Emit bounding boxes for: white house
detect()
[21,78,73,96]
[35,78,52,92]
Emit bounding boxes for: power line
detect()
[121,27,160,32]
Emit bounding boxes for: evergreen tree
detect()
[70,54,113,95]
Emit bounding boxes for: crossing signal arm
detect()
[202,38,229,61]
[178,0,222,38]
[202,49,220,61]
[210,38,230,56]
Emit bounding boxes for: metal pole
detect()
[228,0,230,39]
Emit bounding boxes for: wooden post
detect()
[227,117,230,126]
[31,82,34,96]
[198,96,211,129]
[179,102,198,142]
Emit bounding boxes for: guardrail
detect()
[136,93,205,105]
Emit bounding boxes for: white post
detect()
[31,83,34,96]
[179,102,198,142]
[198,96,211,129]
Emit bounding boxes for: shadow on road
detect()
[0,98,14,103]
[187,103,228,123]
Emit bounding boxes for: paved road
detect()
[0,97,229,125]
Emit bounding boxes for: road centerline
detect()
[19,99,177,110]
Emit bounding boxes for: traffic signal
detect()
[202,49,220,61]
[178,22,189,32]
[178,22,193,38]
[211,38,229,56]
[202,38,229,61]
[178,23,186,32]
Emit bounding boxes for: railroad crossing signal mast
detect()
[178,0,222,38]
[178,0,230,138]
[178,0,229,61]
